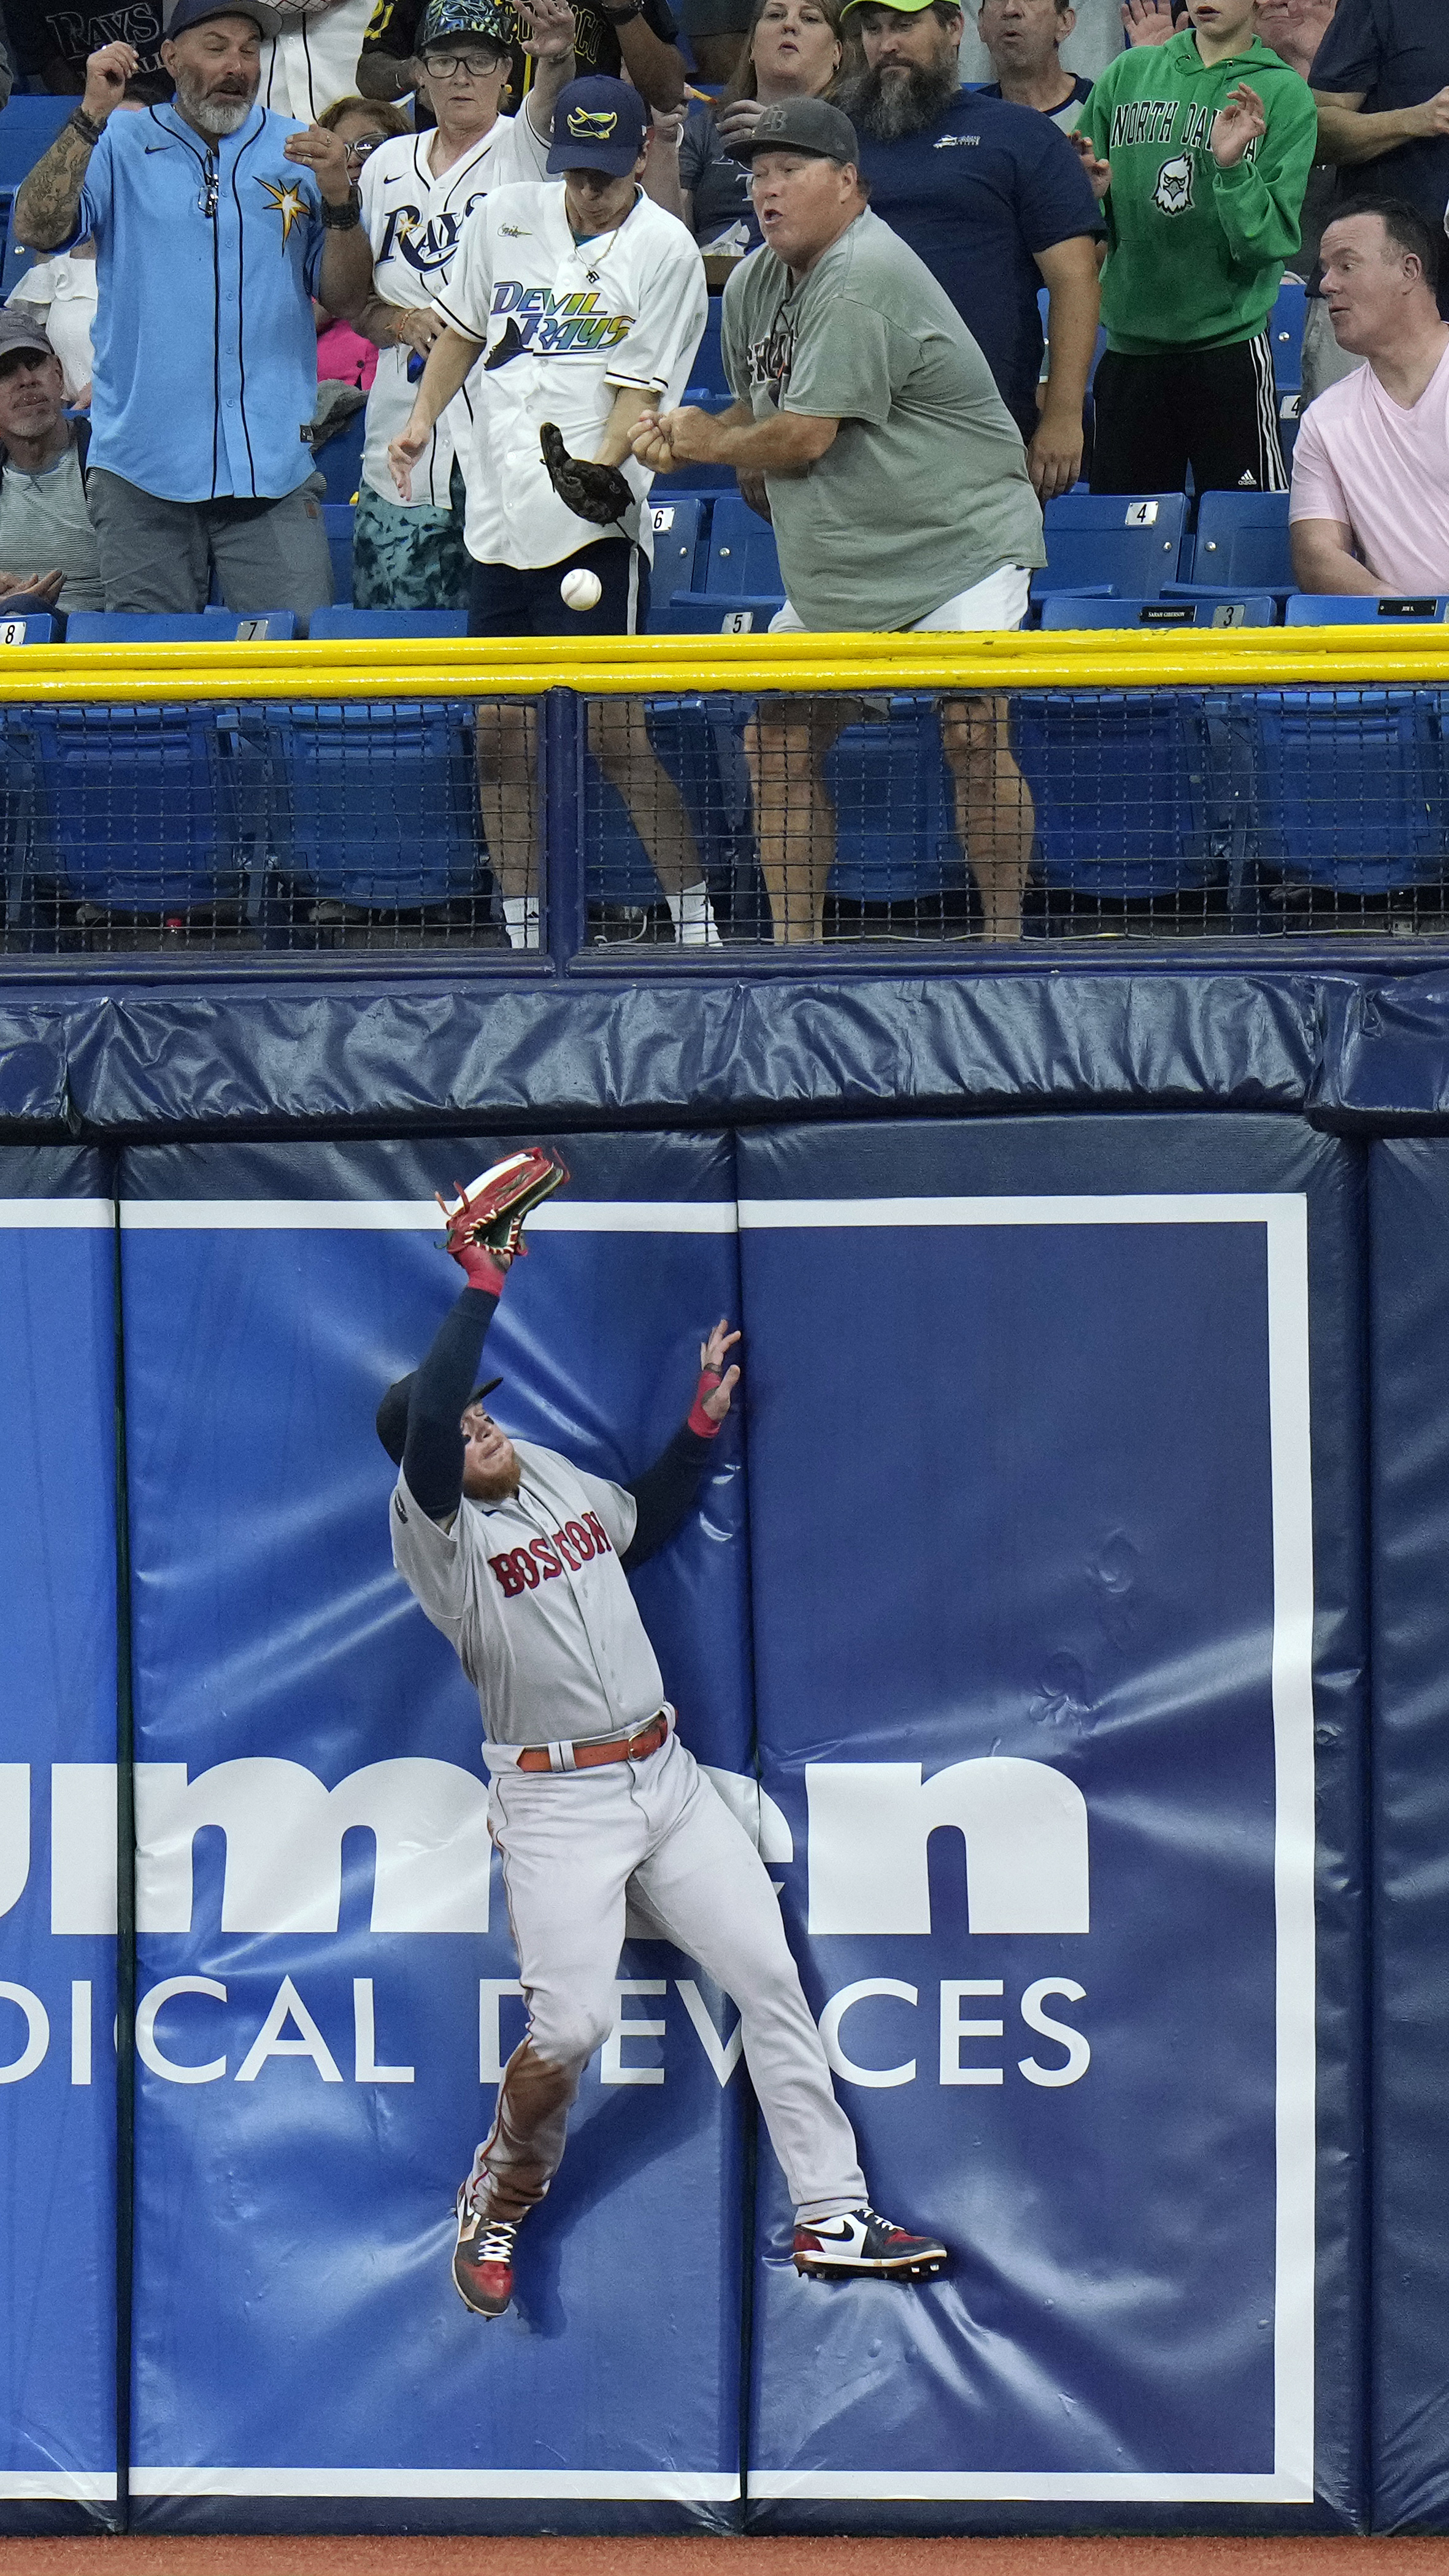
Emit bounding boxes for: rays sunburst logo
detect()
[257,175,308,245]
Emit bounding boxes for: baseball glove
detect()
[442,1148,570,1262]
[540,422,633,529]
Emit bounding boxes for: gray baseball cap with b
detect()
[0,312,57,366]
[732,96,859,163]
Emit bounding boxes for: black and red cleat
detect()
[453,2187,520,2318]
[793,2204,948,2283]
[441,1149,569,1263]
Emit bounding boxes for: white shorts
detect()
[769,559,1032,637]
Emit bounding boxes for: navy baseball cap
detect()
[164,0,283,38]
[416,0,517,52]
[547,75,648,175]
[375,1372,503,1465]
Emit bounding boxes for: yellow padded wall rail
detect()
[1,629,1448,700]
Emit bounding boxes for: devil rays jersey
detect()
[433,178,705,569]
[359,121,552,512]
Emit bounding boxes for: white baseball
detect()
[560,567,603,611]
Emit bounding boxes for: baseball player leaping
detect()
[377,1148,947,2320]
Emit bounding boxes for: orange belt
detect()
[515,1713,669,1774]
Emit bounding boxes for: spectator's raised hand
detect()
[1210,81,1267,167]
[716,94,767,152]
[283,121,355,204]
[1066,126,1111,199]
[1120,0,1178,45]
[82,40,138,118]
[515,0,576,57]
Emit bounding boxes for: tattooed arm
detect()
[13,39,134,248]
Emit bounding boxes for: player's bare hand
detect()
[516,0,576,58]
[1119,0,1177,41]
[388,415,430,500]
[1210,82,1266,167]
[1026,402,1084,502]
[1066,126,1111,197]
[699,1318,741,1422]
[284,121,355,204]
[738,469,771,522]
[82,40,138,119]
[396,305,444,356]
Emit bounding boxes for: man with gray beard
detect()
[13,0,373,611]
[836,0,1101,496]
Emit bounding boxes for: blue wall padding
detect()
[0,1147,119,2531]
[118,1136,748,2532]
[734,1117,1365,2532]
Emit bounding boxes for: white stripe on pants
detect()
[487,1730,866,2217]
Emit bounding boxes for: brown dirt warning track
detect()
[4,2540,1449,2576]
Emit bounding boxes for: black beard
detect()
[834,55,959,140]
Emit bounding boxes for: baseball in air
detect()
[560,566,603,611]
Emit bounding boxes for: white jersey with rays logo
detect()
[358,118,552,512]
[432,177,706,569]
[390,1441,665,1747]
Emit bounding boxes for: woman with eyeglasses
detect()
[348,0,575,607]
[313,96,410,393]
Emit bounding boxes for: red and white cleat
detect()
[793,2205,948,2283]
[452,2184,520,2318]
[440,1149,569,1263]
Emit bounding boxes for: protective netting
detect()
[2,684,1448,953]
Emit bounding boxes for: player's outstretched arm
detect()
[377,1203,512,1522]
[621,1319,740,1570]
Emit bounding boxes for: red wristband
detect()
[450,1238,510,1294]
[687,1368,723,1438]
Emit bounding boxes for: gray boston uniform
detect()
[391,1443,867,2220]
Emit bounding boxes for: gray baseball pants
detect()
[87,467,333,616]
[477,1728,867,2225]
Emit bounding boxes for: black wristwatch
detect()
[320,186,363,228]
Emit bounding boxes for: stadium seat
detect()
[653,593,782,634]
[323,503,355,607]
[1174,489,1294,596]
[0,94,75,189]
[1040,592,1277,628]
[259,700,484,910]
[317,407,366,505]
[1013,689,1229,905]
[682,299,729,402]
[0,610,58,642]
[1285,594,1449,624]
[66,610,298,641]
[1248,688,1446,894]
[307,608,467,638]
[0,229,36,297]
[1031,493,1190,602]
[24,705,245,912]
[704,491,785,597]
[1271,279,1306,393]
[824,705,967,914]
[649,497,709,605]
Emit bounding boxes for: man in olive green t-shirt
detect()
[631,95,1045,947]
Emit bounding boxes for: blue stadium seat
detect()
[317,408,366,505]
[259,700,483,908]
[704,491,784,596]
[308,607,467,638]
[1013,690,1226,901]
[1271,279,1306,393]
[1175,489,1293,594]
[25,705,245,912]
[649,497,708,605]
[683,299,729,401]
[1247,688,1446,894]
[0,95,75,189]
[1032,493,1189,601]
[824,707,966,909]
[1285,594,1449,624]
[66,610,297,640]
[653,593,781,634]
[323,503,355,607]
[0,610,58,642]
[0,229,36,297]
[1040,592,1277,628]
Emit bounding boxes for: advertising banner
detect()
[118,1137,748,2531]
[0,1147,119,2530]
[736,1116,1365,2531]
[1366,1140,1449,2530]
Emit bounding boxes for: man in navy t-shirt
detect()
[837,0,1102,495]
[1310,1,1449,325]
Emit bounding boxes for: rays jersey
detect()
[433,178,706,570]
[359,118,551,512]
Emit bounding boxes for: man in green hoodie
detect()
[1074,0,1316,492]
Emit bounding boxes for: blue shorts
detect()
[467,537,650,637]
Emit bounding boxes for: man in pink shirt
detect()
[1289,194,1449,594]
